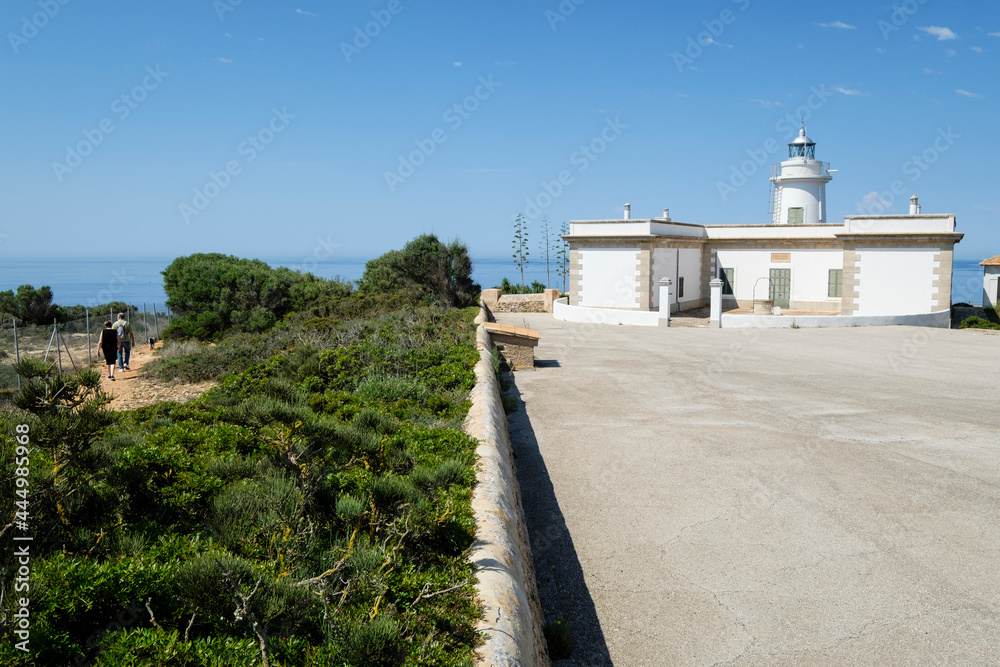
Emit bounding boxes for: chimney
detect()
[663,208,671,221]
[909,195,920,215]
[624,203,631,220]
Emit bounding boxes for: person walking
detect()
[115,312,135,371]
[96,320,119,380]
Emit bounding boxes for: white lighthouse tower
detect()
[770,123,833,225]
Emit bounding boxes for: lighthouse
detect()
[770,123,833,225]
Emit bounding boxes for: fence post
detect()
[54,319,63,374]
[86,308,92,365]
[58,328,78,372]
[153,303,160,340]
[43,323,56,362]
[12,318,20,389]
[143,304,148,342]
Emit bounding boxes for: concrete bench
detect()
[483,322,541,371]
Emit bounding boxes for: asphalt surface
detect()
[499,314,1000,666]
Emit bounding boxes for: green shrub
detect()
[0,292,484,666]
[162,253,352,340]
[342,616,405,667]
[356,374,431,403]
[95,629,260,666]
[496,278,547,294]
[357,234,480,307]
[959,316,1000,330]
[336,495,366,521]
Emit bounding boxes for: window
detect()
[828,269,843,298]
[788,207,804,225]
[678,277,685,299]
[721,268,735,296]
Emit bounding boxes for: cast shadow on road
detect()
[504,373,613,667]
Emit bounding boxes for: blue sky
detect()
[0,0,997,263]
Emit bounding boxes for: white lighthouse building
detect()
[555,122,963,329]
[770,124,833,225]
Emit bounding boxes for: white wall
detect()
[721,310,950,329]
[789,250,843,305]
[650,248,676,310]
[844,215,956,234]
[679,248,702,307]
[984,266,999,310]
[569,220,707,238]
[649,248,703,310]
[579,247,640,309]
[778,180,826,225]
[713,248,843,307]
[707,225,841,240]
[553,298,662,327]
[855,248,935,316]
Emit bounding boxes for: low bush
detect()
[959,316,1000,330]
[497,277,547,294]
[0,300,484,666]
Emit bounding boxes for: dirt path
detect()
[94,343,215,410]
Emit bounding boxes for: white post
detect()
[710,278,723,329]
[658,278,673,327]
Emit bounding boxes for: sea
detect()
[0,256,986,309]
[0,257,561,308]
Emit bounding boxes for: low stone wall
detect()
[467,308,548,666]
[482,289,560,314]
[495,294,548,313]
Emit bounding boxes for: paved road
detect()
[499,314,1000,666]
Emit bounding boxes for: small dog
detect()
[149,337,157,350]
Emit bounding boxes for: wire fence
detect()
[0,304,171,389]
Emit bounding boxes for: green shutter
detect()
[678,277,685,299]
[828,269,843,298]
[721,268,735,296]
[788,207,804,225]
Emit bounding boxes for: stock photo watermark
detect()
[85,268,135,309]
[516,117,627,222]
[546,0,586,31]
[855,127,959,215]
[213,0,244,21]
[877,0,930,40]
[286,235,340,275]
[12,423,33,653]
[7,0,72,54]
[716,84,838,201]
[179,107,295,223]
[51,65,169,183]
[384,75,501,192]
[340,0,412,63]
[670,0,752,73]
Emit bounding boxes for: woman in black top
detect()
[96,321,118,380]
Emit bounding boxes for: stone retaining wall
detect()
[467,307,549,667]
[482,289,560,314]
[495,294,548,313]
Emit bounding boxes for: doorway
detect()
[770,269,791,309]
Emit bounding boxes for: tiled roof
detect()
[981,254,1000,266]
